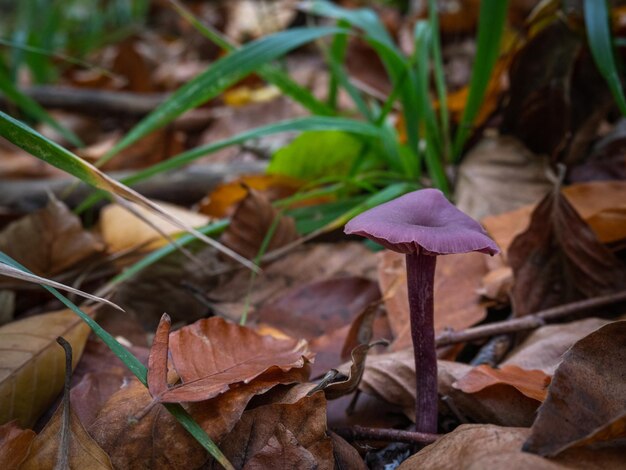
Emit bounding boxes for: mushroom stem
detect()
[406,251,438,434]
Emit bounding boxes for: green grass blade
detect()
[584,0,626,116]
[414,21,449,193]
[100,26,344,166]
[0,66,83,147]
[168,0,332,116]
[427,0,451,162]
[0,252,233,470]
[452,0,508,160]
[0,111,256,272]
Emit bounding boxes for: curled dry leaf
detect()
[379,251,488,350]
[524,321,626,456]
[148,316,313,403]
[0,197,103,276]
[220,186,298,260]
[508,185,626,317]
[210,392,333,470]
[398,424,626,470]
[316,340,389,400]
[99,199,209,253]
[0,421,35,468]
[242,423,318,470]
[0,309,90,427]
[20,402,112,470]
[453,364,551,402]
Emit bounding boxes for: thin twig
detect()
[435,290,626,347]
[333,425,439,445]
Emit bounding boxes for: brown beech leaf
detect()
[524,321,626,456]
[453,364,551,402]
[21,403,112,470]
[89,378,208,470]
[0,197,103,276]
[379,251,488,350]
[508,185,626,317]
[359,350,540,426]
[220,186,298,260]
[148,316,313,403]
[257,276,381,340]
[0,309,90,427]
[502,317,610,374]
[210,392,333,469]
[398,424,626,470]
[242,423,318,470]
[0,420,35,468]
[328,431,368,470]
[483,180,626,255]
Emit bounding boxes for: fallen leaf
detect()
[220,186,298,260]
[0,420,35,468]
[89,378,208,470]
[502,317,610,374]
[210,393,333,469]
[224,0,297,41]
[379,251,488,350]
[453,364,551,402]
[318,340,389,400]
[328,431,368,470]
[99,199,209,253]
[242,423,318,469]
[199,174,303,218]
[207,241,378,321]
[398,424,626,469]
[20,401,112,469]
[148,316,313,403]
[483,178,626,255]
[359,350,540,426]
[454,136,553,221]
[0,309,90,427]
[524,321,626,456]
[508,185,626,317]
[0,197,103,276]
[257,276,381,340]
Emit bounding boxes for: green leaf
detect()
[452,0,508,159]
[100,26,344,166]
[0,251,234,470]
[0,111,256,272]
[268,130,379,180]
[584,0,626,116]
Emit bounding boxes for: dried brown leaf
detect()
[0,197,103,276]
[242,423,318,470]
[21,403,112,469]
[220,187,298,260]
[149,316,313,403]
[379,251,488,350]
[453,364,551,402]
[328,431,368,470]
[508,186,626,317]
[210,393,333,469]
[0,309,90,427]
[257,276,381,340]
[0,420,35,468]
[399,424,626,470]
[524,321,626,456]
[89,378,208,470]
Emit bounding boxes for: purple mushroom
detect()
[345,189,499,434]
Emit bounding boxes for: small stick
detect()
[436,290,626,347]
[333,425,439,445]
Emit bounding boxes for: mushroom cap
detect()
[344,189,500,255]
